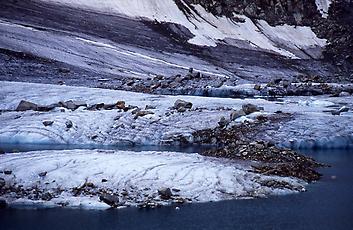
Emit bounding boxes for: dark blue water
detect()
[0,148,352,230]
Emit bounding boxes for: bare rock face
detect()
[184,0,320,25]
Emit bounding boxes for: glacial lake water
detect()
[0,145,352,230]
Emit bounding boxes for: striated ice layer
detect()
[0,149,303,208]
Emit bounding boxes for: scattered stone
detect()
[254,84,261,91]
[43,120,54,126]
[158,187,172,200]
[101,179,108,183]
[65,120,73,129]
[145,105,156,110]
[173,99,193,110]
[38,171,47,177]
[59,100,87,111]
[99,194,119,208]
[116,101,126,110]
[4,170,12,175]
[230,109,246,121]
[218,117,229,128]
[16,100,38,111]
[134,110,154,119]
[242,104,261,115]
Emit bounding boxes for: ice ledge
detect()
[0,149,304,209]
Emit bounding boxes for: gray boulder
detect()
[16,100,38,111]
[242,104,261,115]
[158,187,172,200]
[230,109,246,121]
[174,99,193,110]
[43,120,54,126]
[59,100,87,111]
[99,194,119,208]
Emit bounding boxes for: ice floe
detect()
[0,149,305,208]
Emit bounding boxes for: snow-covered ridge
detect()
[0,149,304,209]
[39,0,326,59]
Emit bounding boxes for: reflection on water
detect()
[0,147,352,230]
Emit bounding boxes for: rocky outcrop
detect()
[184,0,321,26]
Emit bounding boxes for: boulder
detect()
[158,187,172,200]
[230,109,246,121]
[218,117,229,128]
[59,100,87,111]
[174,99,193,110]
[134,110,154,119]
[116,101,126,110]
[99,194,119,208]
[65,120,73,129]
[43,120,54,126]
[242,103,261,115]
[37,103,58,112]
[16,100,38,111]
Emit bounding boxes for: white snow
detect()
[0,149,304,208]
[316,0,332,18]
[39,0,326,58]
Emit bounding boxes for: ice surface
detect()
[0,149,304,208]
[0,81,352,149]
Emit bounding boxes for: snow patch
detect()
[316,0,332,18]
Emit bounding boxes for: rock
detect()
[0,149,4,155]
[242,103,260,115]
[0,199,7,209]
[332,106,350,115]
[43,120,54,126]
[16,100,38,111]
[4,170,12,175]
[38,171,47,177]
[101,179,108,183]
[230,109,246,120]
[116,101,126,109]
[41,192,53,201]
[37,103,58,112]
[59,100,87,111]
[174,99,193,110]
[99,194,119,208]
[158,187,172,200]
[254,84,261,91]
[177,107,187,113]
[218,117,229,128]
[339,91,351,97]
[0,178,5,188]
[134,110,154,119]
[145,105,156,110]
[65,120,73,129]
